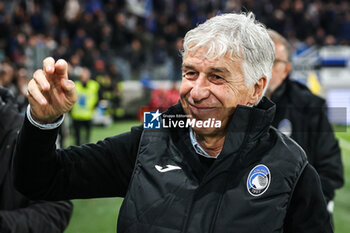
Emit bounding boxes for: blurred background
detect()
[0,0,349,232]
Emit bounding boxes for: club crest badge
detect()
[247,164,271,196]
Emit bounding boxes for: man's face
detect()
[80,68,90,83]
[180,48,259,136]
[267,42,291,96]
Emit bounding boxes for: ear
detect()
[248,76,267,105]
[283,62,292,79]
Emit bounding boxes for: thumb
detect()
[62,79,78,102]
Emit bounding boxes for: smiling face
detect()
[180,48,265,136]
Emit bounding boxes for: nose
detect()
[190,74,210,102]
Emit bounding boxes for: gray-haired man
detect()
[14,12,332,233]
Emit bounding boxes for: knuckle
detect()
[33,69,43,78]
[27,82,35,92]
[57,58,67,66]
[28,80,36,88]
[44,56,55,64]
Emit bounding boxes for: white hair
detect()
[182,12,275,101]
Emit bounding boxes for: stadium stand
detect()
[0,0,349,119]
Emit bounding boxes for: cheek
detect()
[179,80,192,98]
[211,86,236,107]
[270,68,281,85]
[269,76,277,88]
[272,65,284,77]
[220,85,250,107]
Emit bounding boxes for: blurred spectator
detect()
[169,37,184,81]
[70,67,99,145]
[126,38,147,80]
[14,67,29,114]
[81,37,97,68]
[93,59,124,120]
[267,30,344,222]
[0,0,349,82]
[84,0,103,14]
[0,62,30,114]
[0,87,73,233]
[64,0,81,22]
[30,4,45,34]
[111,12,132,52]
[26,34,56,75]
[0,62,16,94]
[0,0,349,122]
[151,37,171,80]
[73,28,87,50]
[106,62,124,120]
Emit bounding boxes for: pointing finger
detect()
[54,59,68,79]
[27,79,47,105]
[43,57,55,75]
[33,69,50,91]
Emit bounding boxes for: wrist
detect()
[30,111,60,124]
[27,105,64,130]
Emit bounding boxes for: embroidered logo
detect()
[155,165,181,173]
[247,164,271,196]
[278,119,292,137]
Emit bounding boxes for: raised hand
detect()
[27,57,78,124]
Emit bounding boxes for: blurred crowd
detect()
[0,0,349,115]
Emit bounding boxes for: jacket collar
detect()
[164,97,276,158]
[220,97,275,157]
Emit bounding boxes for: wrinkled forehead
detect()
[182,47,244,77]
[183,46,243,65]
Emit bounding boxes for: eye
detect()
[208,75,225,84]
[183,71,197,80]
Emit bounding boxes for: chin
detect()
[192,126,218,136]
[191,117,224,135]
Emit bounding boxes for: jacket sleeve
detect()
[13,115,142,201]
[0,201,72,233]
[309,103,344,202]
[284,164,333,233]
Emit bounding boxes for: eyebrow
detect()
[209,67,230,74]
[182,64,196,70]
[182,64,230,74]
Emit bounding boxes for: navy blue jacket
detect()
[271,78,344,202]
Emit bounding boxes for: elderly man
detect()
[266,30,344,214]
[14,13,332,233]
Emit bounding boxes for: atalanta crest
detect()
[247,164,271,196]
